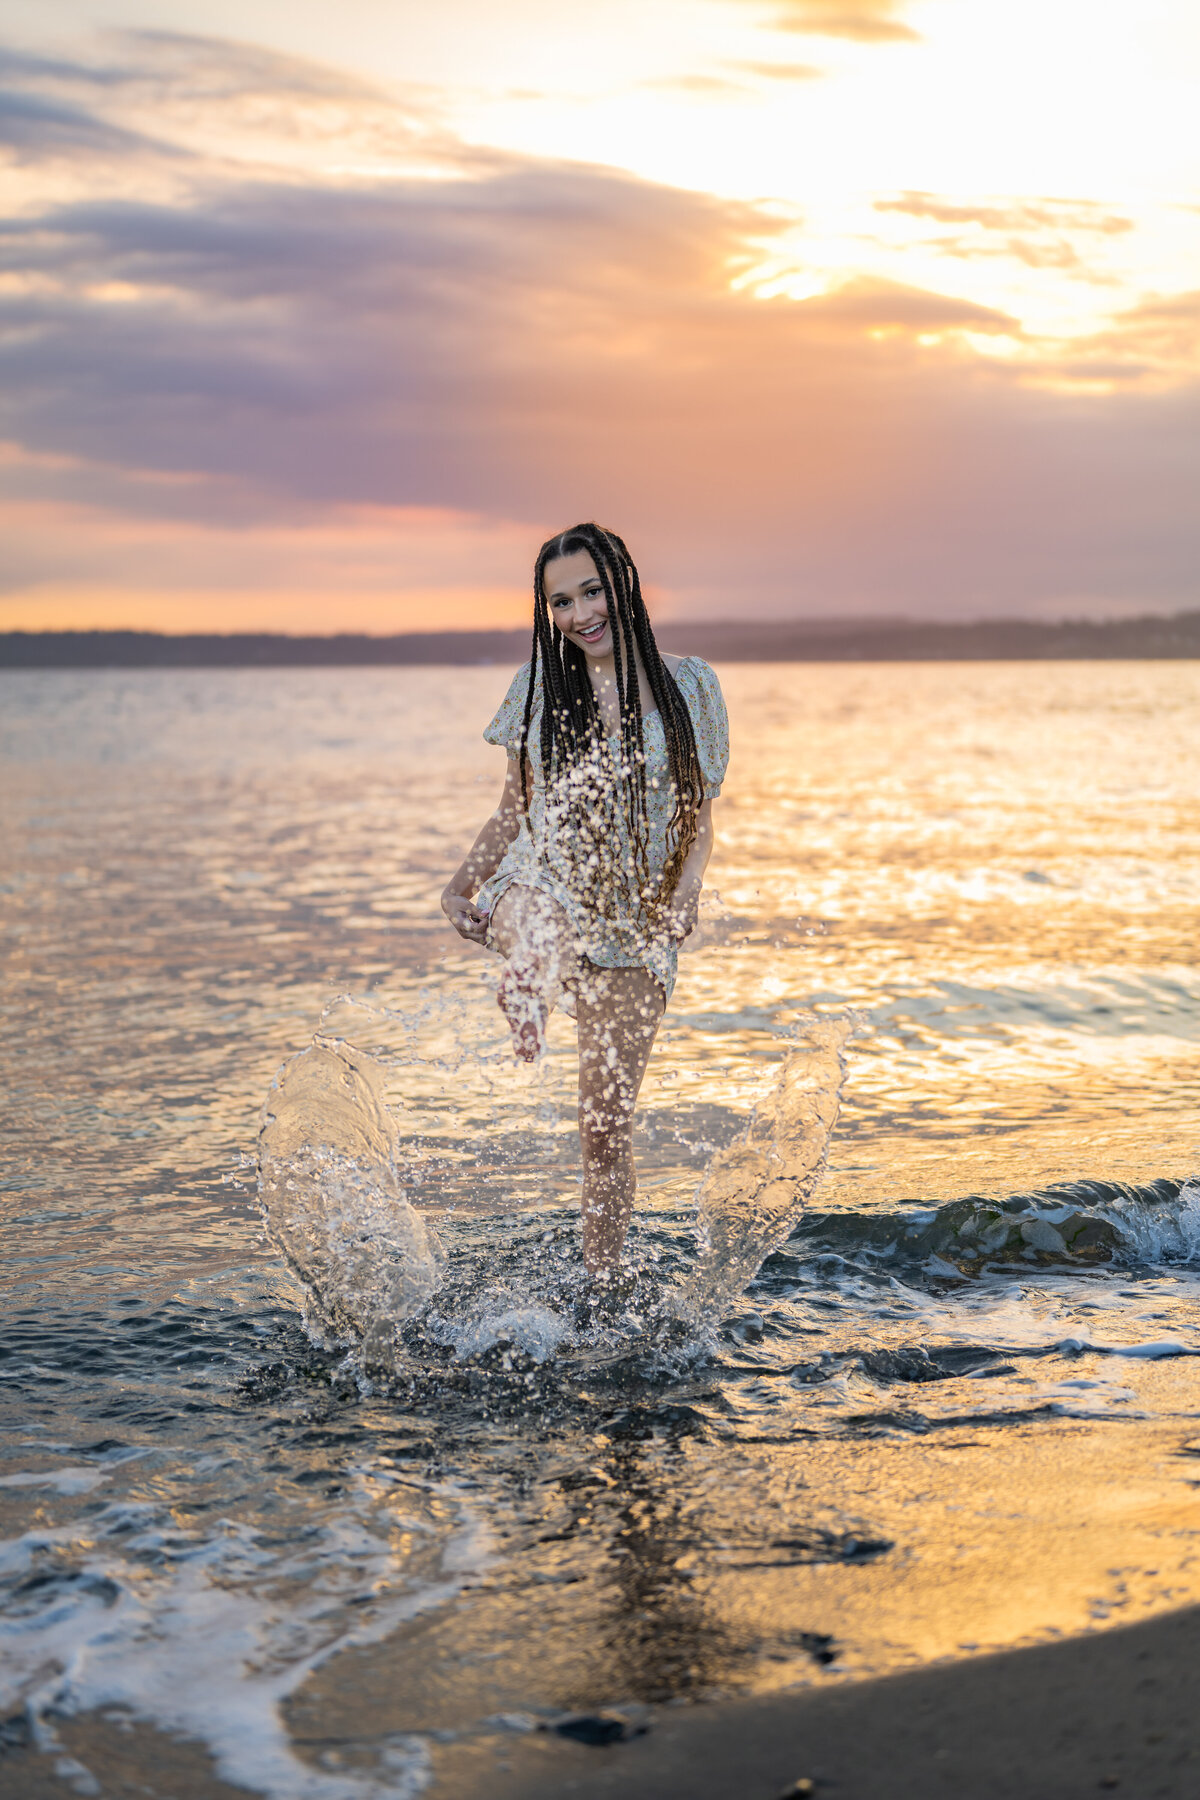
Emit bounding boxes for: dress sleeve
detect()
[483,662,534,755]
[676,658,729,798]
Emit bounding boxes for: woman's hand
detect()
[664,883,701,943]
[442,890,490,944]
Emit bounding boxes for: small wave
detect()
[0,1467,108,1496]
[779,1176,1200,1280]
[1056,1335,1198,1359]
[0,1483,486,1800]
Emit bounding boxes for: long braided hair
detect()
[516,523,704,923]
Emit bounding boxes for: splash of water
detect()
[1103,1177,1200,1265]
[258,1033,442,1370]
[674,1012,852,1320]
[259,997,853,1364]
[433,1299,572,1364]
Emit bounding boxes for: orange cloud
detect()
[753,1,920,43]
[875,193,1136,237]
[640,74,752,96]
[732,59,825,79]
[1106,289,1200,366]
[648,59,825,94]
[867,190,1141,286]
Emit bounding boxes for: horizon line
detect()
[4,608,1200,643]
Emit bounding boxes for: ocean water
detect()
[3,662,1200,1798]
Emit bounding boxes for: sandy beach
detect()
[9,1607,1199,1800]
[486,1602,1200,1800]
[9,1385,1198,1800]
[365,1388,1200,1799]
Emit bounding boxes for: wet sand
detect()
[9,1601,1199,1799]
[484,1602,1200,1800]
[426,1389,1200,1800]
[9,1397,1200,1800]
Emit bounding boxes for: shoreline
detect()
[484,1601,1200,1799]
[14,1400,1199,1800]
[14,1586,1200,1799]
[5,611,1200,667]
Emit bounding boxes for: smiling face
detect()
[543,549,612,660]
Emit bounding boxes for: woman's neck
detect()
[586,645,650,707]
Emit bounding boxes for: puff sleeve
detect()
[676,657,729,798]
[483,662,534,754]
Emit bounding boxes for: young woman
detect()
[441,523,728,1277]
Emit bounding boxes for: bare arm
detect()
[441,756,526,944]
[664,797,715,942]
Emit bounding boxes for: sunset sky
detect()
[1,0,1198,632]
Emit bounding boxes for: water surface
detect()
[3,663,1200,1799]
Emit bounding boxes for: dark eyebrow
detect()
[548,581,603,601]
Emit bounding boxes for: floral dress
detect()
[475,656,729,1001]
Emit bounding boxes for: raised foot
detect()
[497,962,549,1062]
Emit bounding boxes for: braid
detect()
[515,523,705,917]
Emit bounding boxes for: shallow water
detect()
[3,662,1200,1798]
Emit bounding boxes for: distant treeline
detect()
[4,612,1200,668]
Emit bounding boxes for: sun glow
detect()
[447,0,1200,344]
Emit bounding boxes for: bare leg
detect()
[488,886,579,1062]
[575,964,665,1275]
